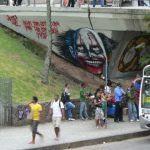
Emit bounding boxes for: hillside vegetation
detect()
[0,27,80,104]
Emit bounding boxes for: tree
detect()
[41,0,52,84]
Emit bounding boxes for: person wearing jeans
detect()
[65,102,75,121]
[64,83,75,121]
[127,84,139,122]
[80,83,89,120]
[93,0,105,7]
[128,102,137,121]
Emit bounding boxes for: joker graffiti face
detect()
[74,28,107,74]
[54,28,117,74]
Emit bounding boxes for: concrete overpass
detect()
[0,6,150,79]
[0,6,149,32]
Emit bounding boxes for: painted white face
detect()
[75,28,105,74]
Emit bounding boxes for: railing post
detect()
[34,0,36,7]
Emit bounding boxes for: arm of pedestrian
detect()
[48,108,53,121]
[39,110,44,121]
[61,108,65,121]
[25,101,33,108]
[94,99,102,105]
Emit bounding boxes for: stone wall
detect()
[12,99,80,126]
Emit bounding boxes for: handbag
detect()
[27,112,33,120]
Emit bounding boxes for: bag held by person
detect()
[27,112,33,120]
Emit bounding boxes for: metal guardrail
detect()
[0,0,149,7]
[0,78,12,126]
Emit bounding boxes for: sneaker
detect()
[130,119,134,122]
[80,117,85,120]
[54,137,59,141]
[68,118,75,121]
[136,119,139,122]
[68,118,72,121]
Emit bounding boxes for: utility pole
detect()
[41,0,52,84]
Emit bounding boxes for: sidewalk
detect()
[0,118,149,150]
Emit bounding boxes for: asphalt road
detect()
[68,136,150,150]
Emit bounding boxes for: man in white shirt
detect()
[49,95,65,140]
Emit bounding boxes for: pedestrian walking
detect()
[79,83,89,120]
[49,95,65,140]
[63,83,75,121]
[26,96,44,144]
[114,82,125,122]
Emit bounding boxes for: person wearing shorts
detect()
[27,96,43,144]
[49,95,65,140]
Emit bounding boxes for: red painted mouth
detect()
[78,56,105,74]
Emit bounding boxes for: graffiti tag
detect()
[7,15,21,27]
[23,20,60,39]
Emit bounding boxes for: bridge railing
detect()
[1,0,150,7]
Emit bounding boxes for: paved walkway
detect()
[0,118,148,150]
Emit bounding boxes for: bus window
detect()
[142,78,150,108]
[145,79,150,96]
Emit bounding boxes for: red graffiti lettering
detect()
[51,21,60,27]
[51,21,60,34]
[33,21,47,39]
[22,20,60,38]
[51,28,59,34]
[23,20,32,31]
[7,15,20,27]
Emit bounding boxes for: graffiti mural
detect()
[15,103,50,121]
[118,35,150,72]
[6,15,61,40]
[53,28,117,74]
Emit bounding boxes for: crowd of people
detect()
[25,77,141,143]
[6,0,149,7]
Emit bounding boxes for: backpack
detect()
[60,92,67,104]
[51,100,61,108]
[60,90,71,104]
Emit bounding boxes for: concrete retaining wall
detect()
[12,99,81,126]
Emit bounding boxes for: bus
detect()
[139,65,150,129]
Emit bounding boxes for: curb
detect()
[27,130,150,150]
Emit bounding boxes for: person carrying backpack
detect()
[49,95,65,140]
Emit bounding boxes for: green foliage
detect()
[0,27,80,104]
[140,53,150,67]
